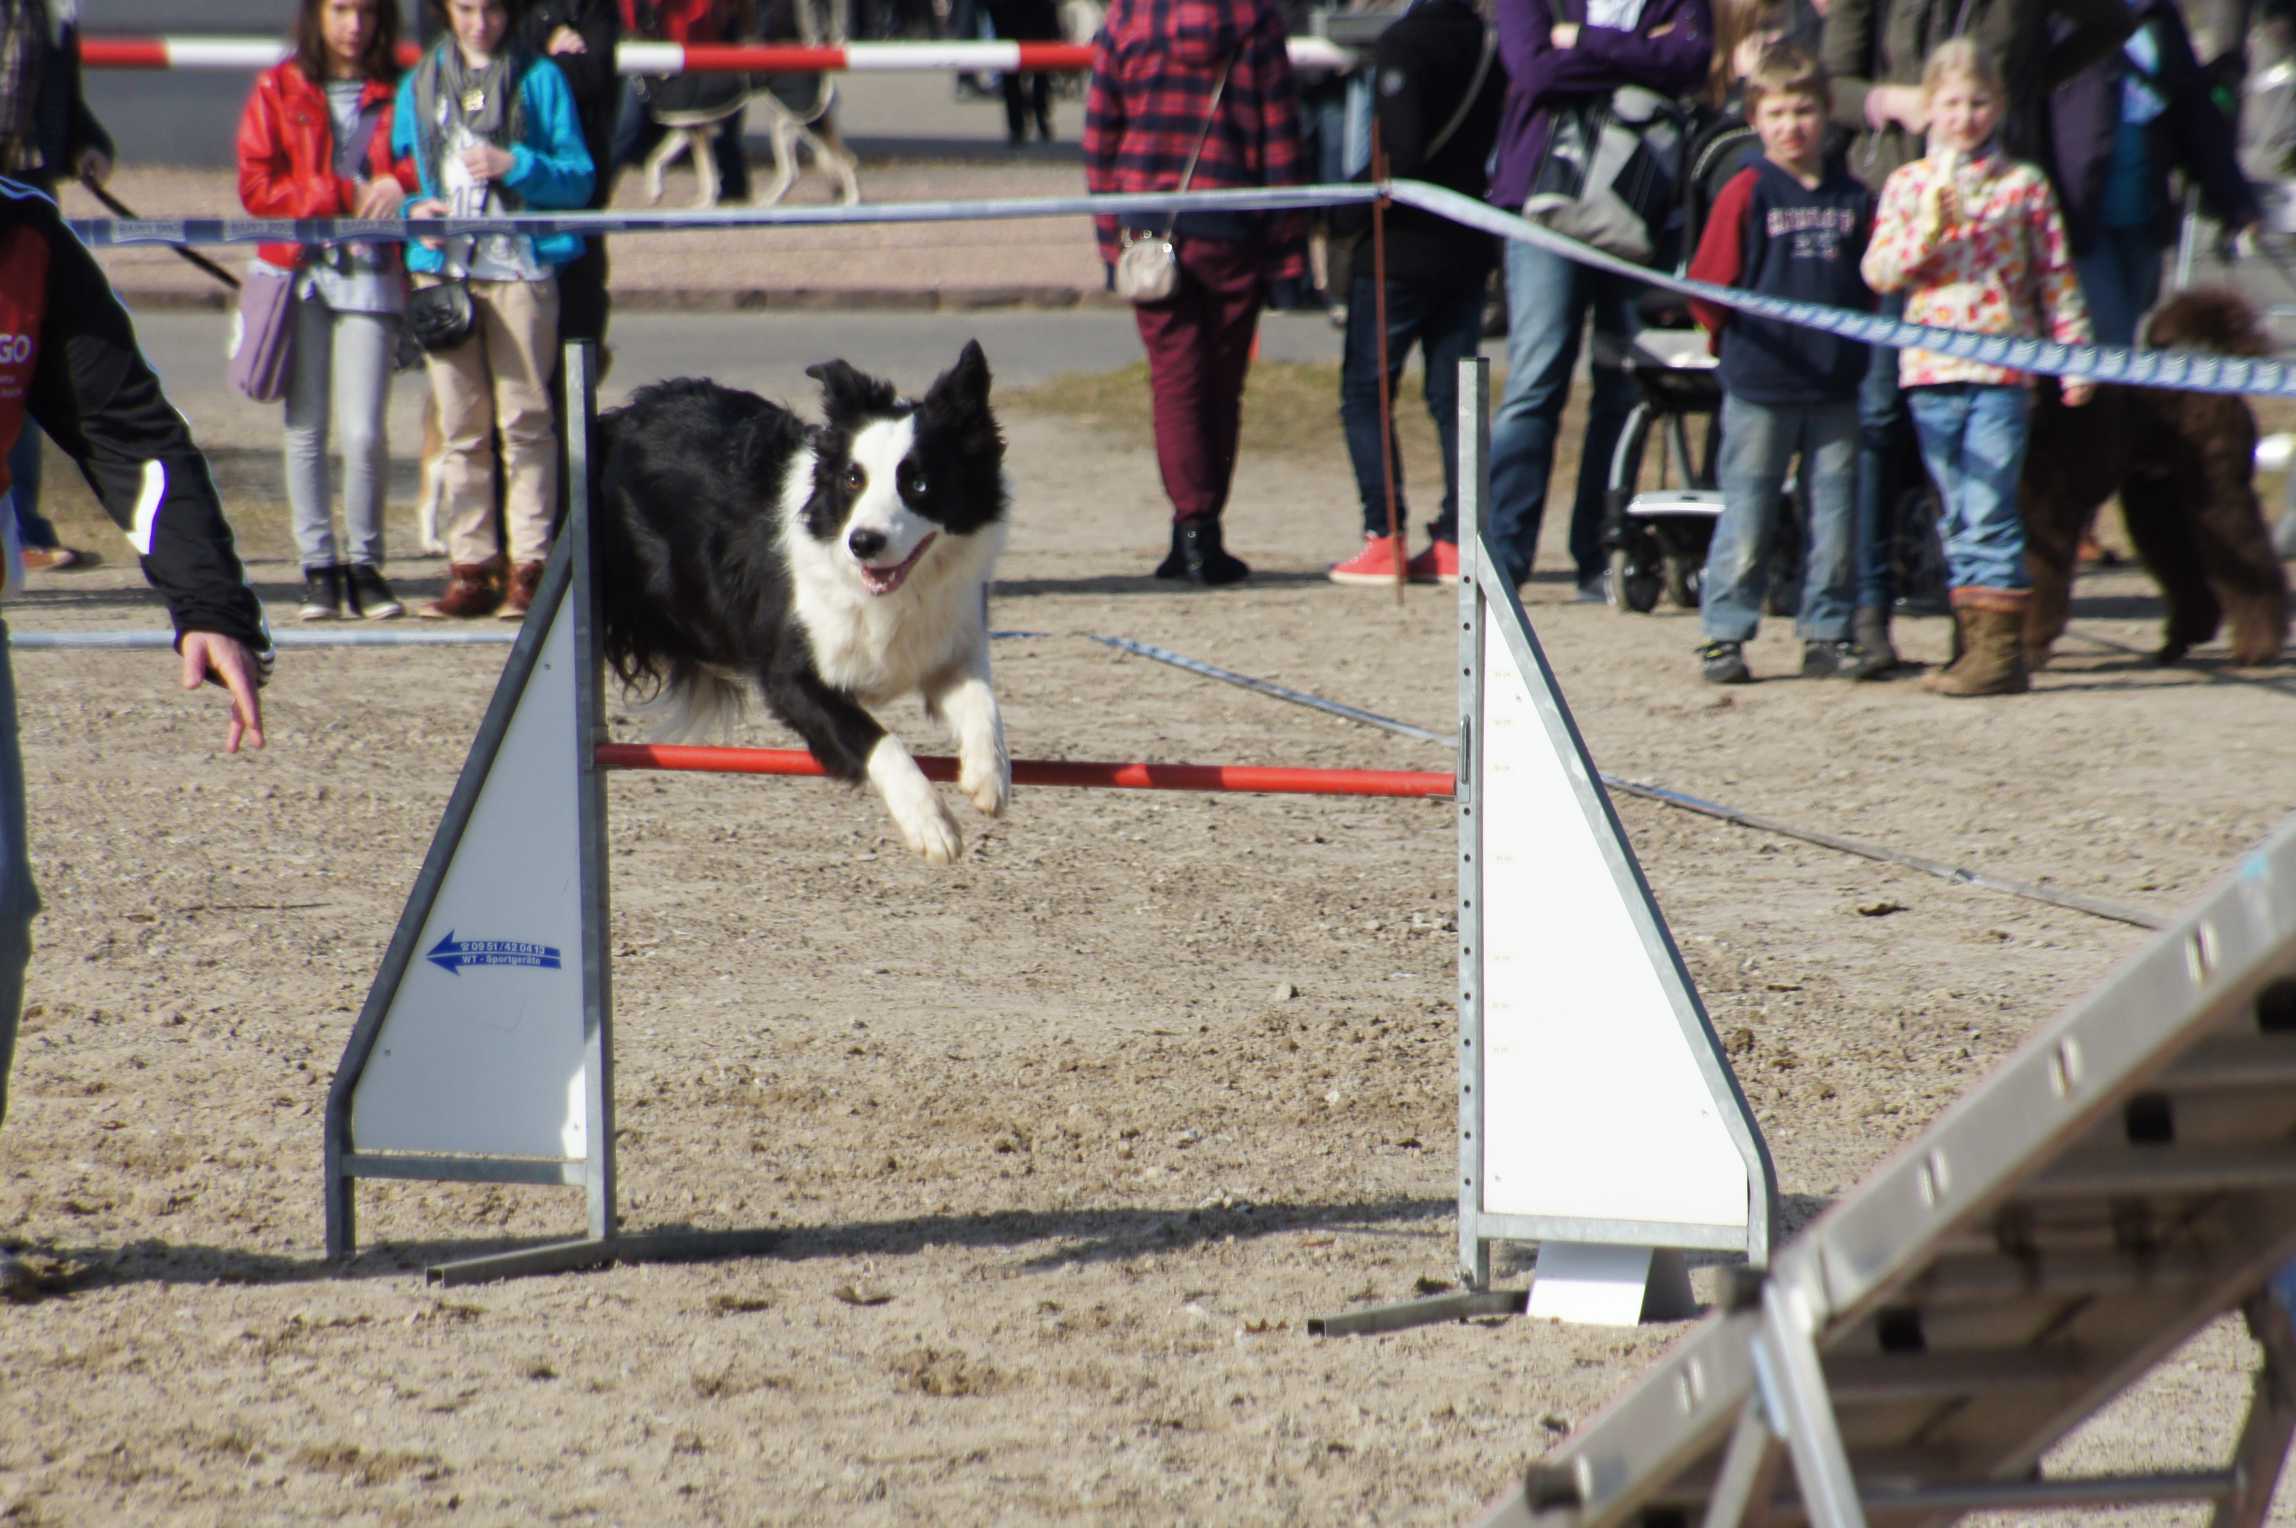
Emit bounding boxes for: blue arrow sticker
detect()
[426,930,564,975]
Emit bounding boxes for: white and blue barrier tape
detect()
[68,179,2296,401]
[1390,182,2296,401]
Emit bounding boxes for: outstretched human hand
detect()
[178,633,266,754]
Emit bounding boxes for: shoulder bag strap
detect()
[344,92,388,176]
[1164,50,1238,231]
[1426,30,1499,162]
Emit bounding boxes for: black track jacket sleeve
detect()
[17,191,270,661]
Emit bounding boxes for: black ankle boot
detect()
[1176,516,1250,586]
[1153,521,1188,579]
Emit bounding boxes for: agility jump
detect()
[322,346,1774,1309]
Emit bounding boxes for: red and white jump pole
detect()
[599,742,1452,799]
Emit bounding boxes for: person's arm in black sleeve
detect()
[534,0,622,109]
[25,201,270,667]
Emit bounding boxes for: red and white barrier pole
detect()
[78,36,1353,74]
[597,743,1454,800]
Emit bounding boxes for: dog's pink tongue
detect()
[861,533,935,596]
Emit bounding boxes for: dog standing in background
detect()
[592,342,1011,863]
[638,0,862,208]
[2020,287,2290,669]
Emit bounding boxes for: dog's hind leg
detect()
[2189,445,2290,665]
[814,116,862,205]
[767,660,962,863]
[754,113,801,207]
[2121,469,2222,665]
[641,128,688,206]
[924,656,1009,818]
[416,390,448,556]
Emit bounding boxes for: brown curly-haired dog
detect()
[2020,287,2289,669]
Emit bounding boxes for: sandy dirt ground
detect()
[0,330,2293,1527]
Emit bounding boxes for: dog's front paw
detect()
[869,738,964,864]
[891,791,964,864]
[960,753,1010,818]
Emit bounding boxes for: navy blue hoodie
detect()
[1686,155,1875,405]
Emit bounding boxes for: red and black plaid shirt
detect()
[1081,0,1307,279]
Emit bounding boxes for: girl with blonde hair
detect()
[1858,36,2091,697]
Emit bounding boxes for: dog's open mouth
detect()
[858,532,936,596]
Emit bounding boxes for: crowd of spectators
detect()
[33,0,2295,662]
[1081,0,2280,702]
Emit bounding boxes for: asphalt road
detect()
[79,3,1050,170]
[136,306,1349,415]
[130,307,1362,510]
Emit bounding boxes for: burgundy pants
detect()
[1131,236,1265,523]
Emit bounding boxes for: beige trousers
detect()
[418,274,560,566]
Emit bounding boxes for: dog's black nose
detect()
[848,528,887,561]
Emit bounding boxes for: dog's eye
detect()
[843,462,866,492]
[901,464,928,499]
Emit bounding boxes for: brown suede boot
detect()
[422,559,504,619]
[1923,588,2031,696]
[497,560,546,621]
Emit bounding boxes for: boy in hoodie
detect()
[1685,45,1874,684]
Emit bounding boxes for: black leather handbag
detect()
[407,279,475,353]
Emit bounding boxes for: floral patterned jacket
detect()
[1859,147,2092,389]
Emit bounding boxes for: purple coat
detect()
[1488,0,1715,211]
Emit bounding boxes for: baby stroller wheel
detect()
[1608,544,1664,613]
[1664,553,1701,609]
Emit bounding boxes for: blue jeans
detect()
[1854,292,1908,611]
[1702,395,1858,643]
[0,615,40,1133]
[1339,265,1485,542]
[1905,383,2033,592]
[2074,227,2165,350]
[1488,236,1640,587]
[8,428,52,551]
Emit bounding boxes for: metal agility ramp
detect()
[1478,811,2296,1525]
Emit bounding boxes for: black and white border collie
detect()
[594,340,1010,864]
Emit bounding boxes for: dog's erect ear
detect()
[923,339,993,418]
[805,358,900,423]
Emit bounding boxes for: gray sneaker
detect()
[297,564,344,622]
[1697,640,1752,684]
[346,563,405,621]
[1801,639,1857,678]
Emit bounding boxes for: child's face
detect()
[1926,74,2002,155]
[1752,89,1825,171]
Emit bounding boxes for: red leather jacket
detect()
[234,61,414,274]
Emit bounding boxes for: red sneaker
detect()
[1406,539,1460,585]
[1329,533,1408,586]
